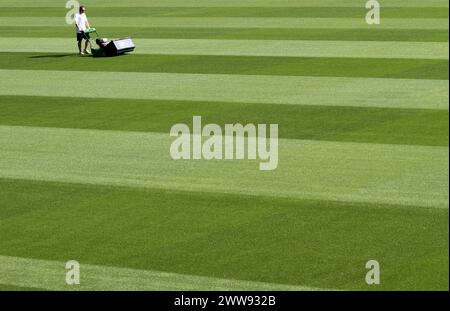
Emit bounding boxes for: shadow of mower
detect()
[28,54,76,59]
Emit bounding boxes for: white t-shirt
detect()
[75,13,88,33]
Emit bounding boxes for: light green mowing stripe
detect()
[0,0,447,8]
[0,126,447,208]
[1,38,448,60]
[0,70,447,110]
[0,17,448,30]
[0,255,324,291]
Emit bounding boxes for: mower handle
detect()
[84,28,99,39]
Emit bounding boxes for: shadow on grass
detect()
[27,53,133,59]
[28,54,76,59]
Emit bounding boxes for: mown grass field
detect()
[0,0,448,291]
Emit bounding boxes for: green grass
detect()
[0,0,448,292]
[0,284,46,291]
[1,69,447,110]
[0,255,323,291]
[0,96,447,146]
[3,38,448,60]
[1,125,447,208]
[2,17,448,30]
[1,53,447,80]
[0,284,45,292]
[1,27,447,42]
[0,0,448,8]
[1,7,448,18]
[0,178,448,290]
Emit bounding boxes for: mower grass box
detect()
[85,28,135,57]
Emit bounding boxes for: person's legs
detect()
[84,39,91,54]
[83,33,91,54]
[77,33,84,55]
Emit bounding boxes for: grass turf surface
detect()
[1,27,447,42]
[0,126,447,208]
[2,70,448,110]
[0,178,448,290]
[2,38,448,60]
[2,17,448,30]
[0,96,448,147]
[1,7,448,18]
[0,0,448,291]
[0,0,448,8]
[0,284,46,291]
[1,53,448,80]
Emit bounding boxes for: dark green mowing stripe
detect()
[0,27,447,42]
[0,95,447,147]
[0,7,448,18]
[0,53,447,80]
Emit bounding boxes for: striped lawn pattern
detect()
[2,70,448,109]
[0,256,327,291]
[1,17,448,29]
[1,38,448,59]
[0,0,448,291]
[1,7,448,18]
[0,125,447,208]
[0,28,448,42]
[0,0,448,8]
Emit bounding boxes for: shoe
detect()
[84,50,92,55]
[79,52,85,56]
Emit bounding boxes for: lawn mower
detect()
[84,28,135,57]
